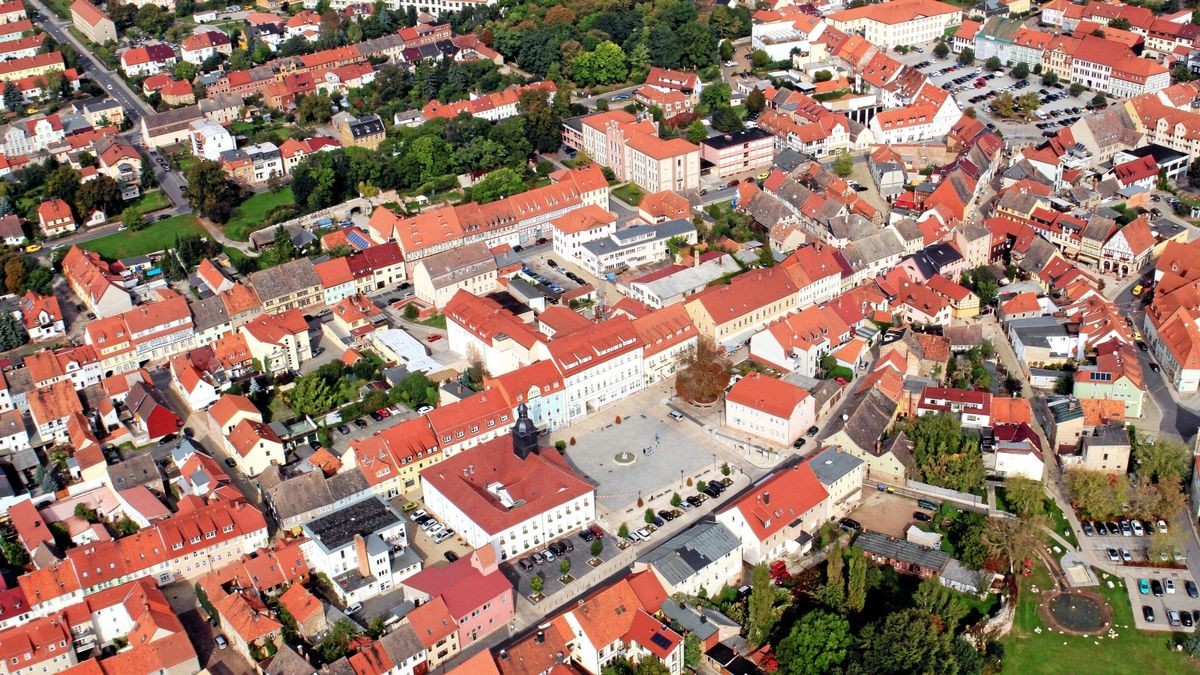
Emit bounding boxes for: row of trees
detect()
[903,413,987,494]
[1065,437,1191,521]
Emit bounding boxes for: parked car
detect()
[686,495,704,507]
[1143,605,1155,622]
[444,551,459,562]
[806,426,819,436]
[1081,521,1095,536]
[589,524,604,539]
[369,411,384,421]
[354,418,368,428]
[215,635,228,649]
[518,558,533,571]
[1094,521,1107,536]
[1131,520,1145,536]
[543,548,556,562]
[840,518,863,532]
[652,517,665,527]
[532,552,545,564]
[1182,611,1194,628]
[1120,520,1132,536]
[579,529,595,542]
[1139,579,1151,595]
[1106,548,1120,562]
[1166,579,1176,594]
[337,424,350,435]
[635,527,652,540]
[1187,581,1198,598]
[913,512,932,523]
[1168,609,1182,627]
[658,510,676,522]
[409,509,428,522]
[1157,519,1169,534]
[1152,579,1164,596]
[224,457,236,468]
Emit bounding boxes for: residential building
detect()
[685,267,798,349]
[749,304,851,377]
[806,447,865,519]
[444,291,550,376]
[180,30,232,65]
[401,547,513,651]
[119,43,177,77]
[190,118,235,161]
[226,418,284,477]
[635,519,742,598]
[299,498,418,603]
[725,373,815,446]
[547,315,644,421]
[698,128,775,180]
[631,302,698,386]
[19,290,64,341]
[916,387,992,428]
[575,219,697,277]
[239,310,311,375]
[71,0,116,44]
[551,205,617,260]
[334,112,385,149]
[37,198,75,237]
[412,242,498,309]
[716,462,829,565]
[482,360,568,433]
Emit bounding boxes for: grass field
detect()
[1002,560,1193,674]
[612,183,645,206]
[125,191,172,218]
[224,188,296,241]
[81,214,203,259]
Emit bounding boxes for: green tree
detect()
[260,226,298,268]
[670,492,682,507]
[846,552,866,613]
[1110,17,1131,30]
[745,86,766,115]
[993,91,1016,118]
[560,557,571,576]
[1017,92,1041,120]
[1091,92,1108,108]
[913,578,968,631]
[403,303,419,320]
[933,42,949,59]
[957,48,975,65]
[572,41,627,87]
[287,373,337,415]
[685,119,708,143]
[775,610,852,675]
[174,61,197,82]
[46,166,81,207]
[1004,476,1045,518]
[1065,468,1127,519]
[295,92,334,124]
[2,81,20,111]
[530,573,544,594]
[121,208,146,232]
[1011,62,1030,80]
[852,609,957,673]
[183,159,242,223]
[720,39,734,62]
[985,56,1002,71]
[114,518,140,537]
[710,105,742,133]
[590,540,603,557]
[74,504,98,522]
[25,268,53,296]
[684,633,701,668]
[832,149,854,177]
[750,49,770,68]
[618,523,630,539]
[746,563,776,646]
[0,313,28,350]
[635,658,670,675]
[75,176,123,220]
[700,81,732,110]
[316,620,360,664]
[813,70,833,82]
[470,167,525,204]
[644,508,656,524]
[1135,438,1191,483]
[0,538,27,567]
[906,413,987,493]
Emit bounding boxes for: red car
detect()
[376,408,391,418]
[769,560,788,577]
[426,334,442,342]
[588,524,604,539]
[835,376,847,385]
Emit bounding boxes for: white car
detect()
[636,527,652,540]
[1157,519,1169,534]
[417,405,433,415]
[409,509,427,522]
[1166,579,1177,594]
[1131,520,1145,537]
[543,548,556,562]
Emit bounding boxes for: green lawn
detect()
[1044,497,1077,546]
[223,246,257,272]
[612,183,645,206]
[81,214,203,259]
[418,314,447,329]
[224,188,296,241]
[125,190,172,217]
[1003,561,1193,674]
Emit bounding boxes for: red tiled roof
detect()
[720,463,827,542]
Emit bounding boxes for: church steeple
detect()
[512,403,539,460]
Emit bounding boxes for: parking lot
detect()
[1081,518,1186,567]
[848,490,928,538]
[500,526,625,598]
[1122,568,1200,631]
[892,51,1093,142]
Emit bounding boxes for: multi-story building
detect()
[299,498,418,603]
[70,0,115,44]
[699,127,775,180]
[625,134,701,193]
[716,462,829,565]
[246,258,322,314]
[37,198,75,237]
[576,219,697,277]
[444,291,550,376]
[420,412,595,560]
[828,0,962,49]
[551,205,617,260]
[119,43,177,77]
[725,373,815,446]
[190,118,235,161]
[482,360,568,433]
[547,315,644,421]
[422,81,556,122]
[238,310,311,375]
[412,242,498,309]
[684,267,798,349]
[631,302,697,386]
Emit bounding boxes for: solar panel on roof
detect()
[650,633,672,650]
[348,231,370,249]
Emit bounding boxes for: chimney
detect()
[353,534,370,577]
[536,631,545,644]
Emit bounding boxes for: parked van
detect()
[668,410,685,422]
[918,499,939,511]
